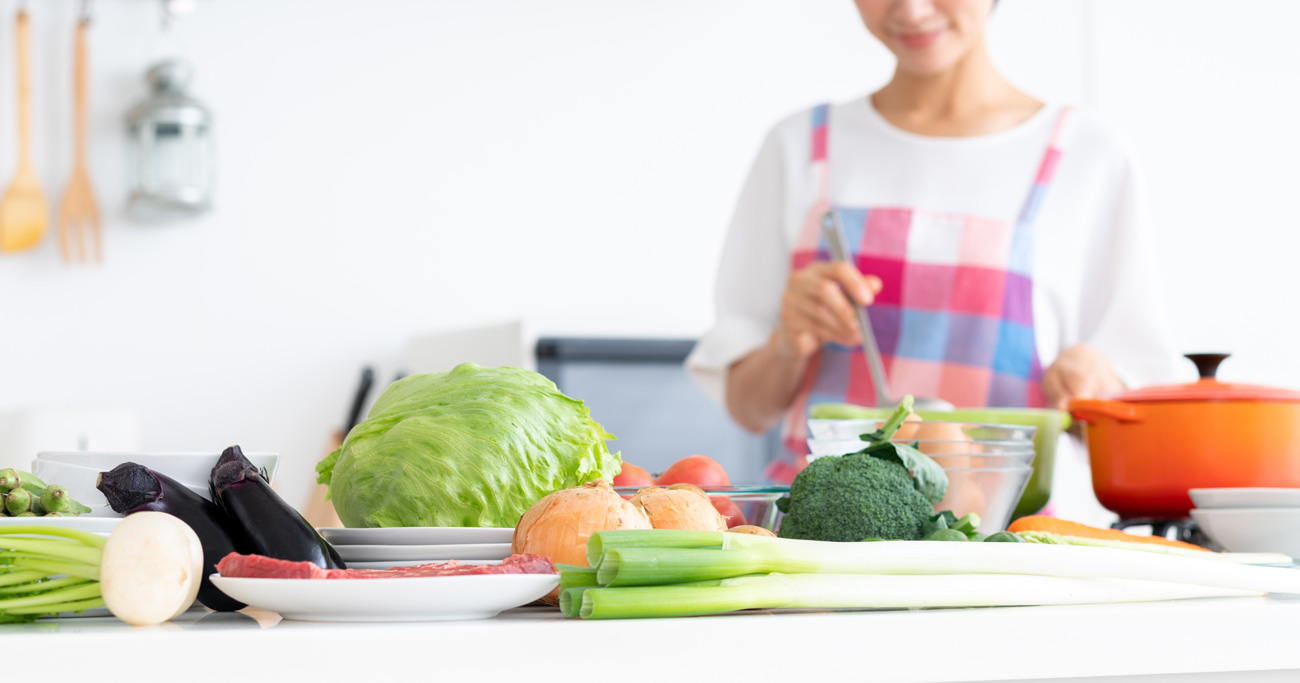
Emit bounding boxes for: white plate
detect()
[209,573,559,622]
[335,542,512,563]
[0,516,121,534]
[344,559,501,570]
[318,526,513,546]
[1190,488,1300,509]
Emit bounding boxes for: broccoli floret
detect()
[776,452,934,542]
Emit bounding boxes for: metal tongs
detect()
[821,211,954,412]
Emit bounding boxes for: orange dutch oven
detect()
[1069,353,1300,519]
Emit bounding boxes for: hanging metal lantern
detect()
[125,60,214,218]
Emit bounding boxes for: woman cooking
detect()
[686,0,1181,493]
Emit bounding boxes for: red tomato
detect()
[612,462,655,488]
[655,455,730,487]
[711,496,746,528]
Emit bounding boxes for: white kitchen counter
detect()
[5,596,1300,682]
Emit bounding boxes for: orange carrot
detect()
[1007,515,1211,552]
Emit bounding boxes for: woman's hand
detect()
[774,262,883,360]
[1042,344,1125,411]
[724,262,881,433]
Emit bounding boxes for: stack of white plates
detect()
[317,526,515,570]
[1190,488,1300,559]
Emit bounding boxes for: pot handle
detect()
[1069,399,1141,424]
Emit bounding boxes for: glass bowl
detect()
[809,405,1069,518]
[806,438,1034,458]
[937,466,1035,534]
[806,450,1035,470]
[808,419,1038,442]
[613,485,789,532]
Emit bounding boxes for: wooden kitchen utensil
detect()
[57,14,102,263]
[0,9,51,253]
[821,210,954,411]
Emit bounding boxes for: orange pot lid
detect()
[1115,353,1300,403]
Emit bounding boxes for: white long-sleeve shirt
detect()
[686,98,1182,405]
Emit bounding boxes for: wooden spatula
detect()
[1,9,50,253]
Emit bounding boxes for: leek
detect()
[588,530,1300,594]
[577,573,1259,620]
[585,530,723,566]
[555,564,599,589]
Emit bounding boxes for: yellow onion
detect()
[513,481,651,602]
[726,525,776,537]
[629,486,727,532]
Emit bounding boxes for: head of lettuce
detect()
[316,363,622,528]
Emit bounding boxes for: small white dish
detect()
[32,451,279,509]
[343,559,501,570]
[209,573,559,622]
[318,526,514,546]
[1191,507,1300,558]
[0,516,121,535]
[335,542,512,563]
[1190,488,1300,510]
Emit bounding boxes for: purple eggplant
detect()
[97,462,250,612]
[210,445,345,569]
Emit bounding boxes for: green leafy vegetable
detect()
[857,397,948,504]
[922,528,969,542]
[316,363,622,528]
[776,396,951,542]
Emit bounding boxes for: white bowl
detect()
[32,451,280,512]
[1190,488,1300,510]
[1191,507,1300,558]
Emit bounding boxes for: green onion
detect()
[576,573,1260,619]
[0,526,107,620]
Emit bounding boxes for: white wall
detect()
[0,0,1293,510]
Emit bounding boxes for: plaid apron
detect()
[767,103,1075,484]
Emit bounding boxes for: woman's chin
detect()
[896,53,965,77]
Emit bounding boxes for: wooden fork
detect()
[57,16,101,264]
[0,9,50,253]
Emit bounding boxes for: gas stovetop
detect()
[1112,517,1221,550]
